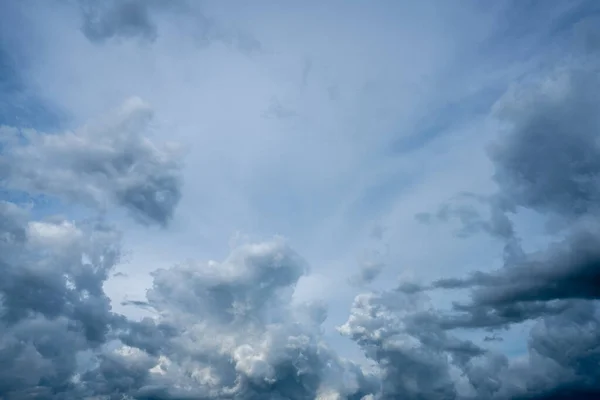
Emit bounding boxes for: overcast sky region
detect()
[1,1,600,399]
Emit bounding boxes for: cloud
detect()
[490,67,600,219]
[77,0,262,53]
[430,65,600,323]
[0,193,378,398]
[0,97,183,226]
[404,59,600,398]
[79,0,161,43]
[3,2,600,399]
[0,201,124,397]
[348,261,384,287]
[0,139,375,397]
[339,289,502,399]
[114,240,379,399]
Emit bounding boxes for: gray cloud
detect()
[426,66,600,329]
[2,6,600,399]
[0,94,379,399]
[1,66,597,400]
[415,193,524,265]
[339,289,504,400]
[80,0,161,43]
[77,0,262,54]
[0,201,125,398]
[348,261,384,287]
[0,97,183,226]
[446,229,600,305]
[490,67,600,219]
[115,240,378,399]
[404,60,600,398]
[0,198,378,398]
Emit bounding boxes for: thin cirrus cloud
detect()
[1,0,600,399]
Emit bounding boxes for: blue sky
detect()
[2,1,600,399]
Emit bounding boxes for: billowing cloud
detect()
[0,200,124,397]
[0,206,377,398]
[490,67,600,219]
[0,97,182,226]
[0,137,374,397]
[3,2,600,399]
[113,240,378,399]
[3,62,600,400]
[405,62,600,398]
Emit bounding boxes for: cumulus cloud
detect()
[6,63,600,398]
[0,94,377,399]
[0,194,377,398]
[0,97,183,226]
[3,3,600,399]
[490,67,600,219]
[0,201,124,397]
[403,62,600,398]
[113,240,379,399]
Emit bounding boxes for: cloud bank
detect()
[2,1,600,399]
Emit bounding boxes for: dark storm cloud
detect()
[490,67,600,218]
[0,97,182,227]
[404,55,600,398]
[440,228,600,305]
[421,66,600,330]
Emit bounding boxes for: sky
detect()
[1,0,600,399]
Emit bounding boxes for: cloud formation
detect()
[2,2,600,399]
[77,0,261,53]
[490,67,600,218]
[3,54,600,400]
[1,104,376,397]
[0,97,182,226]
[407,62,600,398]
[0,200,377,398]
[80,0,161,43]
[0,201,123,398]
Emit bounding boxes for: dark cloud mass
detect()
[490,68,600,218]
[0,201,124,398]
[409,61,600,397]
